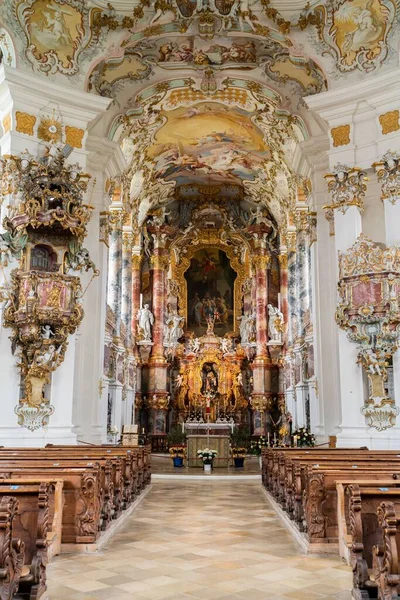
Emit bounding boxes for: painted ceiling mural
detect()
[147,102,271,186]
[0,0,399,227]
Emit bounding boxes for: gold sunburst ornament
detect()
[38,117,62,143]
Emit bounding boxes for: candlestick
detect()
[267,432,270,445]
[273,433,277,446]
[293,435,298,448]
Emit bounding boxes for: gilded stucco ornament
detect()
[301,0,396,73]
[373,150,400,205]
[14,0,95,75]
[336,234,400,429]
[331,125,350,147]
[378,110,400,135]
[324,164,368,213]
[0,145,97,431]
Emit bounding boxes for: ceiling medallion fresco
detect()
[14,0,96,74]
[319,0,396,72]
[147,101,271,187]
[88,31,326,98]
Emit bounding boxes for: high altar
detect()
[132,194,287,439]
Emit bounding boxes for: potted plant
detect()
[292,427,316,447]
[250,436,267,468]
[232,446,247,468]
[230,426,250,468]
[169,445,186,467]
[167,426,187,467]
[197,448,217,473]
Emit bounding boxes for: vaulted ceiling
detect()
[1,0,399,226]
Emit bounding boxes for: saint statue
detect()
[201,363,218,395]
[137,304,154,342]
[268,304,284,342]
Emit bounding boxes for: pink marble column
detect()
[255,253,270,355]
[148,252,169,433]
[131,254,142,341]
[150,252,168,360]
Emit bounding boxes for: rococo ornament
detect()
[324,164,368,213]
[0,145,97,431]
[336,234,400,429]
[373,150,400,205]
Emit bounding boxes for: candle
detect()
[140,293,143,308]
[273,433,277,446]
[267,432,270,445]
[142,427,145,434]
[278,293,281,311]
[293,435,298,447]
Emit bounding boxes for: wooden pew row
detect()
[261,448,400,547]
[338,482,400,599]
[0,445,151,546]
[0,482,52,600]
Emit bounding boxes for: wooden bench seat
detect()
[0,495,24,600]
[0,483,51,600]
[341,483,400,599]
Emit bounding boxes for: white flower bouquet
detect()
[197,448,217,465]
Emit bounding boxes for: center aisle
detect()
[47,481,351,600]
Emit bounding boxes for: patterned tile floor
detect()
[47,481,352,600]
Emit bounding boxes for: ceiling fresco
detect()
[0,0,399,228]
[147,102,271,186]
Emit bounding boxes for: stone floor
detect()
[151,454,262,474]
[47,481,352,600]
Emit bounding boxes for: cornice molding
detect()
[0,65,111,124]
[86,135,127,177]
[305,67,400,120]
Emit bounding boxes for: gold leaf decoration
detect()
[15,112,36,136]
[38,117,62,142]
[65,126,84,148]
[331,125,350,147]
[2,113,11,133]
[379,110,400,135]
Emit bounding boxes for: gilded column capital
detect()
[132,254,143,269]
[253,254,271,270]
[150,254,169,270]
[324,164,368,214]
[286,231,297,252]
[373,151,400,205]
[122,231,134,250]
[294,210,310,233]
[278,253,288,269]
[109,211,124,231]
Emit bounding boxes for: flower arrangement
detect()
[250,436,267,455]
[231,446,247,459]
[197,448,217,464]
[169,445,186,457]
[292,427,316,447]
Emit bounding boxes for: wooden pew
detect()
[372,500,400,600]
[262,448,400,547]
[0,465,102,545]
[0,480,63,562]
[0,496,24,600]
[0,483,51,600]
[341,484,400,599]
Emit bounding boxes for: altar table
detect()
[187,434,230,468]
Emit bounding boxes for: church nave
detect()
[47,481,352,600]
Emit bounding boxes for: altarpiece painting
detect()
[185,248,236,337]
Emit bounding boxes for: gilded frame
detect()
[171,229,250,335]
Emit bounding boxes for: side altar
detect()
[185,423,233,468]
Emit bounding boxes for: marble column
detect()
[131,253,142,341]
[107,211,123,336]
[251,253,272,434]
[121,231,133,345]
[148,250,169,433]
